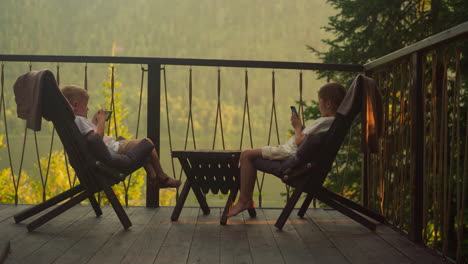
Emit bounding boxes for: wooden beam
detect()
[409,52,424,243]
[146,63,161,208]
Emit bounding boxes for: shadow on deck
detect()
[0,204,446,264]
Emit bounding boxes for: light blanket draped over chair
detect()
[13,70,66,131]
[337,74,383,154]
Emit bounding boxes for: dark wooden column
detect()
[409,52,424,243]
[362,153,369,207]
[147,63,161,208]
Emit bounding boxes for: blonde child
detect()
[61,85,181,188]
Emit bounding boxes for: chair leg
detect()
[14,184,84,223]
[247,208,257,218]
[27,191,88,232]
[298,193,314,218]
[101,185,132,229]
[88,193,103,217]
[320,188,385,223]
[220,188,238,225]
[316,192,376,231]
[171,180,191,221]
[275,185,304,230]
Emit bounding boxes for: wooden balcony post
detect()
[409,52,424,243]
[147,63,161,208]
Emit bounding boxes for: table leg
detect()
[178,158,210,215]
[221,188,238,225]
[171,179,191,221]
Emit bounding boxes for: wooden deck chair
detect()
[12,70,154,231]
[254,74,386,230]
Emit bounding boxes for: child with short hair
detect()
[61,85,181,188]
[228,82,347,216]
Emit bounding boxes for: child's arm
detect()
[88,110,106,137]
[291,113,307,146]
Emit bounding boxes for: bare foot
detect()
[158,174,181,188]
[227,200,254,217]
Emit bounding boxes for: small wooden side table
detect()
[171,150,256,224]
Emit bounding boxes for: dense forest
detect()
[0,0,337,207]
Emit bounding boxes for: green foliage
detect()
[309,0,468,84]
[0,169,36,204]
[301,100,321,121]
[0,134,4,149]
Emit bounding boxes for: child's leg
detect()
[143,138,181,188]
[143,162,157,179]
[228,148,263,217]
[120,138,180,188]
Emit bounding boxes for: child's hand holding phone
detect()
[290,106,302,130]
[105,110,112,121]
[290,106,298,116]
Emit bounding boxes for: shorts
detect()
[261,145,294,160]
[117,139,142,154]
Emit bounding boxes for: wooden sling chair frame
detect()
[13,71,136,231]
[259,74,386,230]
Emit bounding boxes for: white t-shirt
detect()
[74,115,120,153]
[261,116,335,160]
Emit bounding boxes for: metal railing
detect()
[0,55,362,208]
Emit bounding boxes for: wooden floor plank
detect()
[153,207,199,264]
[0,205,29,223]
[293,208,350,264]
[219,212,253,264]
[243,209,285,264]
[120,207,173,264]
[187,208,222,263]
[262,209,315,264]
[312,209,411,264]
[375,225,446,264]
[18,206,112,264]
[1,240,11,264]
[86,206,158,264]
[0,205,32,242]
[7,205,92,263]
[0,205,448,264]
[52,206,137,264]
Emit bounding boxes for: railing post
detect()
[362,153,369,207]
[147,63,161,208]
[409,52,424,243]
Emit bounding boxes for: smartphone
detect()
[105,110,112,121]
[290,106,298,115]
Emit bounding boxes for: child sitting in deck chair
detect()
[228,82,347,216]
[61,85,181,188]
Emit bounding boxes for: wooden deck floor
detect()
[0,204,446,264]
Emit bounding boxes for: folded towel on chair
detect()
[13,70,59,131]
[337,74,383,153]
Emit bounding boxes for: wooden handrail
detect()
[0,54,363,72]
[364,21,468,70]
